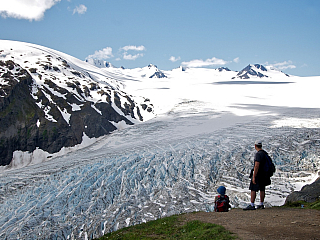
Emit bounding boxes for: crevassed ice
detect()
[0,112,319,239]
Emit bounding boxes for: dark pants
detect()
[249,180,266,192]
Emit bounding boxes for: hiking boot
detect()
[243,205,256,210]
[256,205,265,209]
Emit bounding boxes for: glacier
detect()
[1,107,320,239]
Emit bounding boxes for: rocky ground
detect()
[182,208,320,240]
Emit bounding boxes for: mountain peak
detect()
[235,64,268,79]
[141,64,167,78]
[147,64,158,69]
[253,64,267,71]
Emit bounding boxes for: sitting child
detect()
[214,186,231,212]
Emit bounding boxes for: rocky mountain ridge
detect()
[87,61,290,80]
[0,41,154,166]
[234,64,290,79]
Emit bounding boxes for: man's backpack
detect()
[264,153,276,177]
[214,195,230,212]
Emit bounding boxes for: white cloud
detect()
[0,0,61,21]
[121,45,146,51]
[73,4,87,15]
[233,57,240,63]
[86,47,113,60]
[169,56,181,62]
[120,45,146,60]
[123,53,144,60]
[267,60,296,70]
[181,57,228,68]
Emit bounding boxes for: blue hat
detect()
[217,186,226,195]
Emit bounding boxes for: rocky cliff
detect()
[0,41,154,166]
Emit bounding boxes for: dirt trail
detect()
[181,208,320,240]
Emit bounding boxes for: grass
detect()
[95,214,236,240]
[282,199,320,210]
[95,200,320,240]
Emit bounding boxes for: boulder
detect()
[285,177,320,203]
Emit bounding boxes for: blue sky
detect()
[1,0,320,76]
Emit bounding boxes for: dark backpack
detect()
[264,152,276,177]
[214,195,230,212]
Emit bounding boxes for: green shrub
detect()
[283,199,320,210]
[310,200,320,210]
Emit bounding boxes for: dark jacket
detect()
[254,150,271,186]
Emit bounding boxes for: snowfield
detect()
[0,41,320,239]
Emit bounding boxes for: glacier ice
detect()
[0,110,320,239]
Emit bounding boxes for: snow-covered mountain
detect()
[234,64,290,79]
[1,40,320,240]
[0,40,154,166]
[93,63,168,79]
[85,59,115,68]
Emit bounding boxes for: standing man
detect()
[243,140,271,210]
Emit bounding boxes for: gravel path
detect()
[182,208,320,240]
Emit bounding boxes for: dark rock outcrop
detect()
[285,177,320,203]
[0,50,153,166]
[147,64,167,78]
[236,64,268,79]
[149,71,167,78]
[217,67,231,72]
